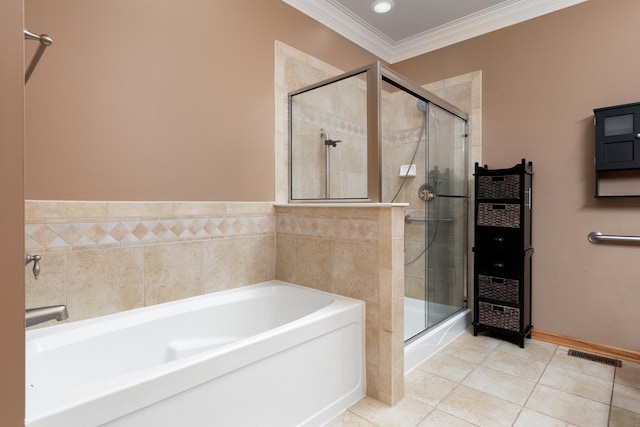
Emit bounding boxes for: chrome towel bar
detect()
[588,231,640,244]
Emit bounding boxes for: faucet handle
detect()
[25,253,41,279]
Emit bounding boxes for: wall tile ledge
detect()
[276,203,408,208]
[26,200,275,222]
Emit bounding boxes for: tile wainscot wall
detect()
[275,204,406,405]
[25,200,406,405]
[25,201,276,321]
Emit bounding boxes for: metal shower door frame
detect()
[288,61,468,203]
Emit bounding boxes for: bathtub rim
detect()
[26,280,351,348]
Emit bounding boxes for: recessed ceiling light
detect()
[371,0,395,14]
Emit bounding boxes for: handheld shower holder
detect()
[319,128,341,147]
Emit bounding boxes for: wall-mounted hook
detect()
[25,253,41,279]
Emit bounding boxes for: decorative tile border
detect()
[26,216,275,252]
[292,103,367,139]
[25,201,276,252]
[383,126,422,146]
[276,215,377,242]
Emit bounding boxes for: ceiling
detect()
[282,0,587,63]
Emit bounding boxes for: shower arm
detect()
[24,29,53,84]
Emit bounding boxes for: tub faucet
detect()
[26,305,68,327]
[25,253,41,279]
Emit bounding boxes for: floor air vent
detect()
[567,349,622,367]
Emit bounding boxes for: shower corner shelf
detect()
[472,159,533,348]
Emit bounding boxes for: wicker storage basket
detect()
[477,203,520,228]
[478,301,520,331]
[477,175,520,199]
[478,275,519,304]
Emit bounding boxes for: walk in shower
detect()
[289,62,468,345]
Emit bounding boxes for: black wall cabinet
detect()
[594,102,640,197]
[473,160,533,348]
[594,102,640,171]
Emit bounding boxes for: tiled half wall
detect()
[276,204,406,405]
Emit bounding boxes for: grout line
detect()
[344,409,378,426]
[514,342,559,426]
[64,252,68,321]
[201,242,205,296]
[427,333,502,425]
[608,366,617,426]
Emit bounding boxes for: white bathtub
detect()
[26,281,365,427]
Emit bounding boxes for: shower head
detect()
[416,100,428,113]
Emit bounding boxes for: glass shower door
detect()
[425,105,468,329]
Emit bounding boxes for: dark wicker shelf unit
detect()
[473,159,533,348]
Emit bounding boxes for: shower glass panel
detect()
[290,72,368,200]
[424,107,468,332]
[288,62,468,343]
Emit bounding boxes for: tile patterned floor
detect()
[327,329,640,427]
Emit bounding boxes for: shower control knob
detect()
[418,184,435,201]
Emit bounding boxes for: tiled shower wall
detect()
[25,201,275,323]
[275,204,405,405]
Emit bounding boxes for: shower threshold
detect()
[404,297,471,374]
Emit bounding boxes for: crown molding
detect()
[282,0,588,63]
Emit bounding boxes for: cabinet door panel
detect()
[595,103,640,171]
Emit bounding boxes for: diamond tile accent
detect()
[29,225,59,247]
[276,215,378,242]
[298,104,366,139]
[25,215,275,251]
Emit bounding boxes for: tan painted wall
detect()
[24,0,376,201]
[0,0,26,424]
[394,0,640,351]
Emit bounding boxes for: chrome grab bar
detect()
[588,231,640,244]
[404,215,454,224]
